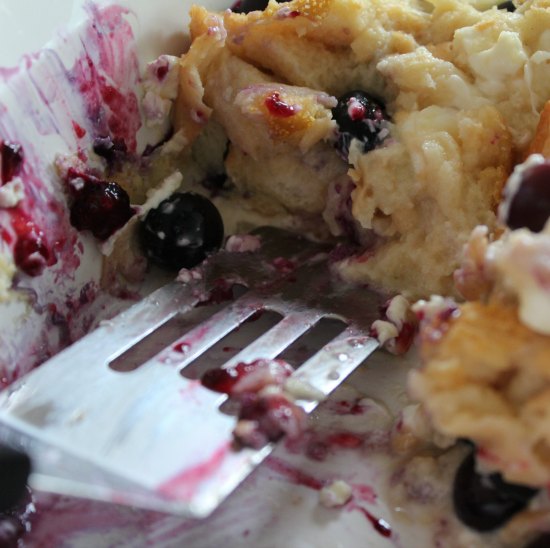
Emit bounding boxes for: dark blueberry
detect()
[0,141,23,184]
[231,0,273,13]
[142,128,174,158]
[70,180,134,240]
[497,1,516,11]
[139,192,224,270]
[332,90,390,158]
[453,452,538,532]
[238,394,295,444]
[0,445,30,512]
[505,160,550,232]
[525,534,550,548]
[92,136,128,166]
[201,173,227,193]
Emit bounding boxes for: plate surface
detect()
[0,2,462,547]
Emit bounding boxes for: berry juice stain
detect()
[265,93,296,117]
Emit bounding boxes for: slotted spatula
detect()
[0,227,383,517]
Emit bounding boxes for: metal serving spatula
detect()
[0,227,382,518]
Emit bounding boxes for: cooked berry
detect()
[453,452,537,532]
[234,391,306,448]
[505,161,550,232]
[201,173,227,193]
[0,446,30,512]
[70,180,134,240]
[92,136,128,166]
[139,192,223,270]
[0,515,25,548]
[231,0,272,13]
[202,359,293,394]
[202,366,242,394]
[14,230,51,277]
[0,486,33,548]
[0,141,23,184]
[497,1,515,11]
[332,90,390,158]
[525,534,550,548]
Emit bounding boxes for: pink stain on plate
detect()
[69,3,141,153]
[0,1,144,378]
[348,503,392,538]
[158,442,231,501]
[351,483,377,504]
[265,456,326,491]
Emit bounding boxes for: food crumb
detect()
[319,480,353,508]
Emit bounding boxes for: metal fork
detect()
[0,227,382,518]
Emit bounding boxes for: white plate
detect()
[0,2,474,547]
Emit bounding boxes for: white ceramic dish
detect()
[0,2,474,546]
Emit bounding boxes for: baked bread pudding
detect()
[173,0,523,299]
[3,0,550,545]
[409,108,550,544]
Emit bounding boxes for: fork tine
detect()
[291,326,379,413]
[221,309,323,366]
[165,294,263,372]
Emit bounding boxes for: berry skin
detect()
[70,179,134,241]
[201,359,293,395]
[0,445,30,512]
[139,192,224,270]
[497,1,515,11]
[0,141,23,184]
[332,91,390,158]
[504,161,550,233]
[92,136,128,167]
[453,452,537,532]
[13,230,51,277]
[231,0,272,13]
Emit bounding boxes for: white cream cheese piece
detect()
[319,480,353,508]
[493,224,550,335]
[142,55,181,127]
[0,177,24,208]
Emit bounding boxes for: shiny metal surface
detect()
[0,228,382,517]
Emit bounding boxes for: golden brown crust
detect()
[525,100,550,159]
[173,6,223,145]
[410,300,550,486]
[175,0,550,300]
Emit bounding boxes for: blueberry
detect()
[231,0,274,13]
[497,1,516,11]
[0,445,30,512]
[70,179,134,241]
[332,90,390,158]
[0,141,23,184]
[139,192,224,270]
[201,173,227,193]
[505,160,550,232]
[453,452,538,532]
[92,136,128,167]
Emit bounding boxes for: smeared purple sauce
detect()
[69,4,141,154]
[0,2,142,380]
